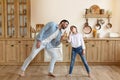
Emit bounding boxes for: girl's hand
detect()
[82,49,85,55]
[69,31,72,35]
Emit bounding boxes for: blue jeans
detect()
[69,46,90,74]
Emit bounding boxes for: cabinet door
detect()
[0,0,4,38]
[101,40,115,62]
[4,0,31,38]
[0,41,5,63]
[19,41,28,62]
[6,42,19,63]
[85,40,101,62]
[115,41,120,62]
[5,0,18,38]
[62,43,71,62]
[18,0,30,38]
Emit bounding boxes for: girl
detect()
[67,25,91,77]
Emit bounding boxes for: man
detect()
[19,20,69,77]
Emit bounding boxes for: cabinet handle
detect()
[92,45,95,47]
[26,44,28,47]
[18,41,21,43]
[11,45,14,47]
[106,40,109,42]
[9,36,12,38]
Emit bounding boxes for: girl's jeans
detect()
[69,46,90,74]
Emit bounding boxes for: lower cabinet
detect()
[0,39,120,65]
[115,41,120,62]
[101,40,115,62]
[0,41,5,63]
[6,41,19,64]
[62,43,71,62]
[19,41,32,63]
[85,40,101,62]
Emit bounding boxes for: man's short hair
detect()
[60,19,69,24]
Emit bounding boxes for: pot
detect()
[95,19,101,30]
[83,18,92,34]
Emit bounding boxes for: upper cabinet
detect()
[18,0,30,38]
[4,0,30,38]
[0,0,4,38]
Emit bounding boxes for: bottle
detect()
[93,29,97,38]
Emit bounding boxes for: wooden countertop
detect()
[84,37,120,40]
[0,38,34,41]
[62,37,120,45]
[0,37,120,41]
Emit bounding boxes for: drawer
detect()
[17,41,27,44]
[26,41,34,45]
[6,41,17,45]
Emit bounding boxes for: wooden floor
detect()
[0,65,120,80]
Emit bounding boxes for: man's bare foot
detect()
[48,73,56,77]
[18,70,25,77]
[66,74,72,77]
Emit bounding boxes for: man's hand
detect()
[36,40,41,48]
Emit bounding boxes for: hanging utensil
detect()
[106,15,112,28]
[83,18,92,34]
[95,19,101,30]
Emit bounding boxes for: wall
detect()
[31,0,120,38]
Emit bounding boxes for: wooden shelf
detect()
[85,14,110,18]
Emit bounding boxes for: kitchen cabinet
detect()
[62,42,71,62]
[0,39,120,65]
[19,41,30,62]
[6,41,19,64]
[0,41,5,63]
[0,0,4,38]
[4,0,31,38]
[85,40,101,62]
[115,41,120,62]
[101,40,115,62]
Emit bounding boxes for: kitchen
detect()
[0,0,120,80]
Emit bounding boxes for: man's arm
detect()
[36,22,56,48]
[36,22,55,41]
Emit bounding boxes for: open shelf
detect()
[85,14,110,18]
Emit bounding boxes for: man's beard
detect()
[61,25,65,29]
[62,27,65,29]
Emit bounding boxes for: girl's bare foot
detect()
[66,74,72,77]
[88,73,91,78]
